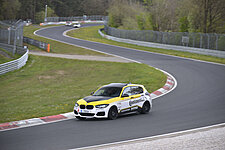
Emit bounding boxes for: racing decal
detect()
[129,98,145,106]
[120,106,139,113]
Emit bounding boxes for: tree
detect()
[179,16,189,32]
[35,7,57,23]
[184,0,225,33]
[108,0,152,30]
[1,0,21,20]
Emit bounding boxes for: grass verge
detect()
[0,54,11,64]
[23,25,106,56]
[67,25,225,64]
[0,55,166,123]
[0,48,21,64]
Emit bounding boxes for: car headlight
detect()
[75,103,79,107]
[95,104,109,108]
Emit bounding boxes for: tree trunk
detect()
[203,0,208,33]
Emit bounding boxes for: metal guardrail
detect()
[104,25,225,51]
[0,49,29,75]
[99,29,225,58]
[23,36,50,52]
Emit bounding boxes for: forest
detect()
[0,0,224,33]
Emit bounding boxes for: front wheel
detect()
[108,107,118,120]
[141,102,151,114]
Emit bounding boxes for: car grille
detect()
[79,113,95,116]
[79,105,94,110]
[80,105,85,109]
[86,105,94,109]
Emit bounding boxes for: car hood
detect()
[83,96,114,103]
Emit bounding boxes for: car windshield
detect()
[93,87,122,97]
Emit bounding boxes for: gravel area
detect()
[80,125,225,150]
[29,51,132,63]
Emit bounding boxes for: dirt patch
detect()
[56,70,66,75]
[38,75,54,81]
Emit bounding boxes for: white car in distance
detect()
[65,21,72,26]
[73,23,81,28]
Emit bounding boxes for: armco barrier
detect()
[0,50,29,75]
[104,25,225,51]
[99,29,225,58]
[23,37,50,52]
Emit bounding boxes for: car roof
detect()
[103,83,128,88]
[102,83,144,88]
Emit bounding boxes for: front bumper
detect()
[74,106,109,118]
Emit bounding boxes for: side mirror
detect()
[91,92,94,95]
[121,94,129,97]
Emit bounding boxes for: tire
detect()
[75,116,86,120]
[108,106,118,120]
[141,102,151,114]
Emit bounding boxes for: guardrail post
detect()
[13,28,17,56]
[200,34,202,48]
[215,34,218,50]
[8,27,11,44]
[47,44,50,53]
[207,34,210,49]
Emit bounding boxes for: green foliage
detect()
[108,0,153,30]
[0,0,21,20]
[108,0,225,34]
[35,11,45,24]
[0,0,109,22]
[35,7,57,23]
[179,16,189,32]
[137,14,145,30]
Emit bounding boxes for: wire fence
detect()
[46,15,106,22]
[104,25,225,51]
[0,20,25,55]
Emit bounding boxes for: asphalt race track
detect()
[0,24,225,150]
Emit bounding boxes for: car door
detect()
[119,86,132,113]
[128,86,145,109]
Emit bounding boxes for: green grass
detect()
[0,48,21,64]
[0,55,166,123]
[0,54,11,63]
[23,25,107,56]
[67,25,225,64]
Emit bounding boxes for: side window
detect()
[122,87,132,96]
[131,86,143,95]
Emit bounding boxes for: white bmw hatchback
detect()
[74,83,152,120]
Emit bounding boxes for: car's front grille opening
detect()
[86,105,94,109]
[79,113,95,116]
[96,112,105,116]
[80,105,85,109]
